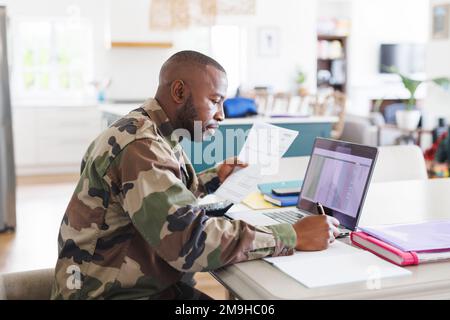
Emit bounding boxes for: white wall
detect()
[319,0,352,20]
[347,0,430,115]
[425,0,450,121]
[106,0,212,100]
[4,0,317,102]
[240,0,317,93]
[105,0,318,99]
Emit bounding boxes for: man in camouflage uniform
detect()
[52,51,340,299]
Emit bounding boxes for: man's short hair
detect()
[164,50,226,73]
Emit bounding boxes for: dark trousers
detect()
[153,281,213,300]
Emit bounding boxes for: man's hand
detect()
[293,215,341,251]
[217,157,249,183]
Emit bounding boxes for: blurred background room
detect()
[1,0,450,299]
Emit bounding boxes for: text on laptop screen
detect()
[301,147,373,218]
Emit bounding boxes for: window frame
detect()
[11,16,94,102]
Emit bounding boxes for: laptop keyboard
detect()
[262,210,351,237]
[263,210,304,224]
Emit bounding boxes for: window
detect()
[211,25,245,97]
[12,17,93,101]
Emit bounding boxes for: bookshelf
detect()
[317,35,348,93]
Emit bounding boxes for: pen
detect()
[316,202,326,215]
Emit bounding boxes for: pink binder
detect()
[351,232,419,266]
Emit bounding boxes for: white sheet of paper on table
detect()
[263,241,412,288]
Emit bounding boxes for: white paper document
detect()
[214,165,261,203]
[264,241,411,288]
[214,122,299,203]
[237,122,299,166]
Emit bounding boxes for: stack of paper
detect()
[264,241,411,288]
[359,220,450,252]
[241,192,278,210]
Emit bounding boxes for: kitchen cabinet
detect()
[12,108,37,167]
[13,106,101,175]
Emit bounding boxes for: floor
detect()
[0,174,228,300]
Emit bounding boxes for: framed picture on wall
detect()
[258,27,280,57]
[432,4,449,39]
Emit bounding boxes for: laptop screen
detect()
[297,138,378,230]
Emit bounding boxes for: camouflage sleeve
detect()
[110,139,297,272]
[80,141,95,174]
[196,166,221,194]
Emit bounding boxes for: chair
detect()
[371,145,428,183]
[254,90,270,114]
[269,92,292,115]
[329,91,346,139]
[287,94,318,115]
[240,88,271,115]
[0,268,54,300]
[313,91,346,139]
[340,113,379,146]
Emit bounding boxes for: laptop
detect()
[226,137,379,236]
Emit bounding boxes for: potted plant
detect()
[386,66,450,130]
[296,69,308,97]
[90,78,112,103]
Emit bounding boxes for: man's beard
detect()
[175,96,216,141]
[176,96,198,139]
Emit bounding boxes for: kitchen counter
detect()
[99,103,338,172]
[99,103,338,125]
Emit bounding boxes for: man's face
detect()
[176,66,227,141]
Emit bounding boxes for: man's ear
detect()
[170,80,189,104]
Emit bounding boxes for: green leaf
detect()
[385,66,421,107]
[432,77,450,91]
[296,70,306,85]
[400,75,421,95]
[383,66,450,108]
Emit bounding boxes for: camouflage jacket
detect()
[51,98,296,300]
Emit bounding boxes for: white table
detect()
[212,158,450,299]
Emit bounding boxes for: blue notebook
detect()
[257,180,303,195]
[263,193,299,207]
